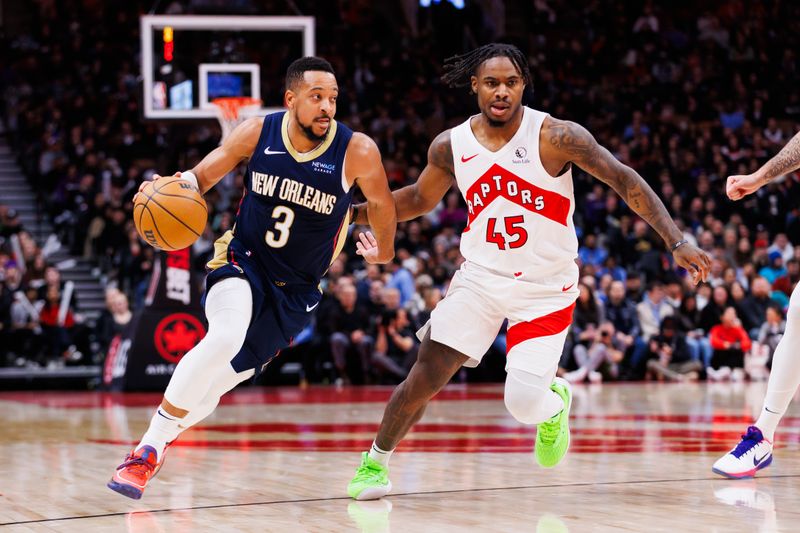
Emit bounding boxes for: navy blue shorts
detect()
[205,234,321,374]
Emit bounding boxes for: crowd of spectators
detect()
[0,204,95,366]
[2,0,800,384]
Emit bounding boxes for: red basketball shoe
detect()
[107,443,170,499]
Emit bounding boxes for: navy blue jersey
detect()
[207,111,354,287]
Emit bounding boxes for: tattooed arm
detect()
[352,130,454,225]
[727,130,800,201]
[541,117,710,282]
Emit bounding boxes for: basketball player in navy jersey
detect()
[346,43,711,500]
[107,57,397,499]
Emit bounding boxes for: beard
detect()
[484,102,519,128]
[299,118,330,142]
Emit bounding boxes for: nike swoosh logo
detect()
[461,153,478,163]
[562,283,575,292]
[264,146,286,156]
[765,407,780,414]
[306,302,319,312]
[754,452,770,466]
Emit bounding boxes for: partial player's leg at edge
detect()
[712,284,800,479]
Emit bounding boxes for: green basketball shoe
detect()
[347,452,392,500]
[535,377,572,468]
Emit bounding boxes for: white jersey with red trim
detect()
[452,106,578,282]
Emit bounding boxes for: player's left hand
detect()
[355,230,390,264]
[672,243,711,285]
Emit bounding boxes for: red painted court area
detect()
[89,422,795,454]
[5,385,797,454]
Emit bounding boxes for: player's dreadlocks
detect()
[441,43,532,90]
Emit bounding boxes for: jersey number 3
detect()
[486,215,528,250]
[265,206,295,248]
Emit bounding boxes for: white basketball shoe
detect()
[712,426,773,479]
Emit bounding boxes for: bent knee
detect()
[504,370,555,424]
[198,320,248,359]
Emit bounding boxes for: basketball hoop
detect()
[212,97,263,141]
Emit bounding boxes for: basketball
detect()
[134,177,207,251]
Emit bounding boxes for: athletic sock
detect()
[754,406,781,442]
[137,407,184,458]
[368,441,394,467]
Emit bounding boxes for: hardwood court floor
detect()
[1,382,799,532]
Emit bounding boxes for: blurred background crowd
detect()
[1,0,800,386]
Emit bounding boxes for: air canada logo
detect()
[153,313,206,363]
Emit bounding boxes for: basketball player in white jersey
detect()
[346,43,711,500]
[713,131,800,478]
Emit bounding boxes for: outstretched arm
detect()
[137,117,262,197]
[352,130,455,224]
[346,133,396,264]
[727,130,800,200]
[542,117,710,283]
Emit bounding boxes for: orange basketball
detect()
[134,177,207,251]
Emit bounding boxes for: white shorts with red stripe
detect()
[416,260,578,377]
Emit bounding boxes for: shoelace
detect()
[731,427,762,459]
[354,458,384,481]
[118,454,155,474]
[538,413,561,444]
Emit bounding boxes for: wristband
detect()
[670,239,688,252]
[181,171,199,191]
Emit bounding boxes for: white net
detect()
[211,97,263,141]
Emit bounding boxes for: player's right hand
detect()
[726,173,763,201]
[355,230,392,264]
[134,171,181,203]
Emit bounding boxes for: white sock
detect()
[755,406,781,442]
[137,407,183,458]
[755,287,800,442]
[368,441,394,467]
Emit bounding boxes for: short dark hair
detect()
[286,57,335,90]
[441,43,532,89]
[767,303,785,318]
[646,280,664,293]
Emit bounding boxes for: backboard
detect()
[141,15,315,120]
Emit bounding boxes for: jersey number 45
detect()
[486,215,528,250]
